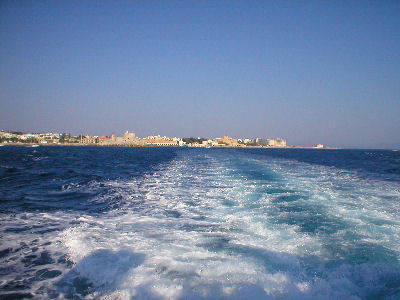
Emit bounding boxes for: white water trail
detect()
[55,151,400,299]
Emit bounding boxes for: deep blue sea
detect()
[1,146,400,299]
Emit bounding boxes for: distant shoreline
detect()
[0,142,339,149]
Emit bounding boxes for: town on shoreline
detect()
[0,130,328,149]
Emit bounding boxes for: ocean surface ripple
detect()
[1,147,399,299]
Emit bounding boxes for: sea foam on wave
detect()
[51,150,400,299]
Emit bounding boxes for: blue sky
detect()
[1,1,399,148]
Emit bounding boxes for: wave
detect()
[1,148,399,299]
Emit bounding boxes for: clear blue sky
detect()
[1,1,399,148]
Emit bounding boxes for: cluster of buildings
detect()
[94,132,184,147]
[255,138,287,147]
[0,131,61,144]
[83,133,288,148]
[0,130,293,148]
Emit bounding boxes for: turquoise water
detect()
[0,147,399,299]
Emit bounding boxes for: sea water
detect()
[0,147,399,299]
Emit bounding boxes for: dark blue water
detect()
[1,146,399,299]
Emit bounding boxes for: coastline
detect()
[0,142,339,149]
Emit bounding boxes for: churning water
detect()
[1,147,399,299]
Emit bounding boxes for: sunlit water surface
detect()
[1,147,399,299]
